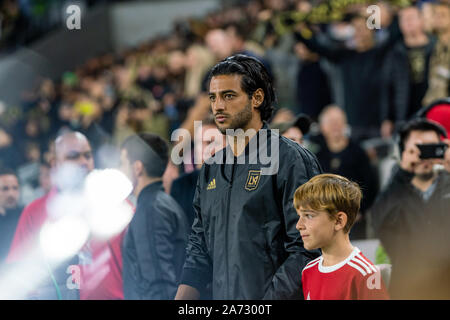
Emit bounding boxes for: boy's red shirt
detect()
[302,247,389,300]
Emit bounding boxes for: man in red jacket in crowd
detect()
[6,131,128,299]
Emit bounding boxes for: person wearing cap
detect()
[270,113,312,146]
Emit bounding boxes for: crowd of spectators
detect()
[0,0,449,239]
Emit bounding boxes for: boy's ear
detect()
[334,211,348,232]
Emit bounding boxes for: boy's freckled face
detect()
[296,206,336,250]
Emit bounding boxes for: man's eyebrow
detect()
[208,90,237,95]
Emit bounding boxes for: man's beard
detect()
[216,101,253,135]
[415,171,435,182]
[5,199,18,209]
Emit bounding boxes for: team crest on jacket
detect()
[245,170,261,191]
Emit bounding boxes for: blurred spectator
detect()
[184,44,215,99]
[270,113,312,146]
[120,133,188,300]
[269,107,295,124]
[7,131,95,299]
[295,9,402,141]
[294,41,331,120]
[0,126,22,169]
[381,5,436,137]
[445,138,450,172]
[371,118,450,299]
[225,21,273,77]
[0,0,29,51]
[0,167,22,264]
[6,131,128,300]
[422,1,450,106]
[308,105,379,239]
[19,161,51,210]
[171,114,226,229]
[205,28,235,62]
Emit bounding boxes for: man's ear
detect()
[334,211,348,232]
[252,88,264,109]
[133,160,145,177]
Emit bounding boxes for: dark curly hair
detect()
[207,54,276,122]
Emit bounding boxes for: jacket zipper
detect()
[225,161,236,299]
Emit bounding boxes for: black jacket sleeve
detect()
[294,30,347,62]
[132,198,182,299]
[380,46,410,123]
[371,165,414,235]
[370,166,414,259]
[179,175,213,292]
[152,198,184,299]
[263,146,322,300]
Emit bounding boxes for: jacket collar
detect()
[137,180,163,205]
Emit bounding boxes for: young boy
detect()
[294,173,389,300]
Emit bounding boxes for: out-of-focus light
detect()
[83,168,133,238]
[46,191,86,220]
[84,169,133,206]
[39,217,90,261]
[51,162,87,192]
[87,202,133,239]
[96,144,121,169]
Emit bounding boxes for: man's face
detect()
[57,135,94,174]
[399,7,424,37]
[205,30,234,60]
[209,74,255,135]
[283,127,303,145]
[404,130,441,178]
[352,17,373,48]
[120,149,136,188]
[0,174,20,210]
[433,5,450,33]
[320,108,347,140]
[296,207,336,251]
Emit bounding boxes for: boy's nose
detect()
[296,217,305,232]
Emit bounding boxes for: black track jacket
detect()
[180,124,322,299]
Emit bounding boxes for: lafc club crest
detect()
[245,170,261,191]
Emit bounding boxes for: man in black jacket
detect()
[295,12,402,141]
[371,118,450,299]
[120,133,188,299]
[175,55,321,300]
[381,5,436,137]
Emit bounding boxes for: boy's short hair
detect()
[294,174,362,233]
